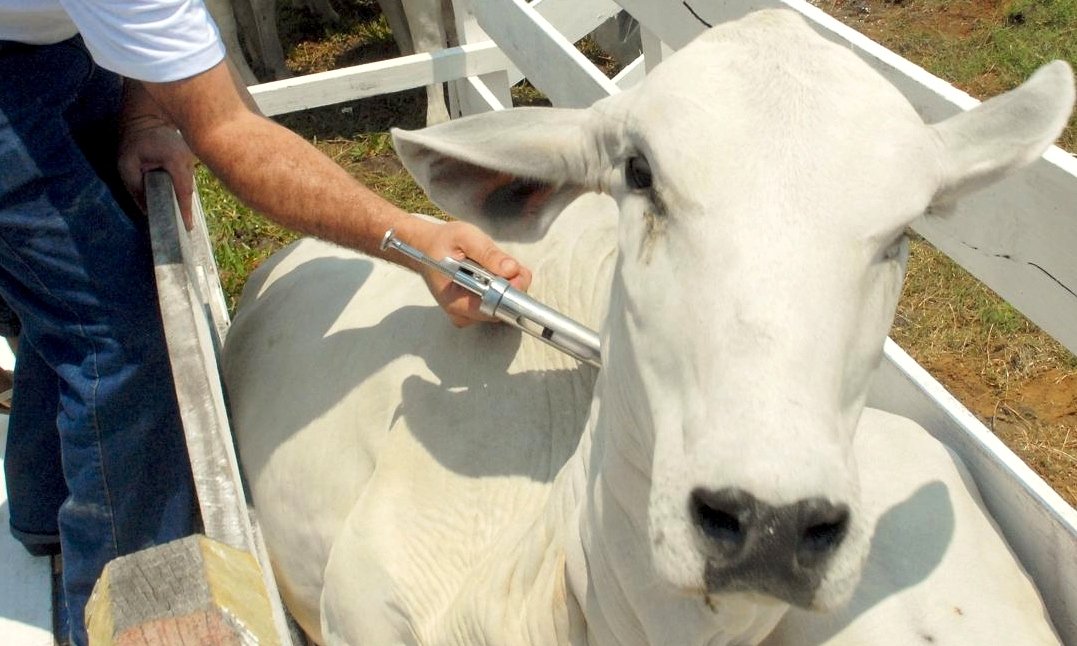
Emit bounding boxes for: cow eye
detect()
[626,156,653,190]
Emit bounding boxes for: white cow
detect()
[207,0,453,125]
[222,10,1073,645]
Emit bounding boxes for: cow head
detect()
[392,8,1073,619]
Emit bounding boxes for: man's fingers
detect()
[507,264,532,292]
[118,157,147,210]
[413,219,534,325]
[168,161,196,230]
[456,224,532,291]
[491,254,531,291]
[431,276,490,327]
[475,243,518,279]
[116,122,197,226]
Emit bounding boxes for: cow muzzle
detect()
[689,487,850,608]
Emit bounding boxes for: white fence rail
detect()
[250,41,509,117]
[472,0,621,107]
[240,0,1076,641]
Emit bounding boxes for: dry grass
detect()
[895,237,1077,504]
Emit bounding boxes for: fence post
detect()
[448,0,513,116]
[85,172,294,645]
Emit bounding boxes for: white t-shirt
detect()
[0,0,226,82]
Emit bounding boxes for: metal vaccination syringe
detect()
[380,229,602,368]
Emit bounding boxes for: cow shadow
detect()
[764,480,956,643]
[838,480,954,617]
[226,251,597,484]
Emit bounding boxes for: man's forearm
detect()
[145,61,430,264]
[191,110,422,258]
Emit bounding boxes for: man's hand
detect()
[118,82,197,229]
[403,219,532,327]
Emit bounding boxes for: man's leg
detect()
[0,39,198,645]
[4,337,65,556]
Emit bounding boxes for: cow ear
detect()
[931,60,1074,206]
[391,107,602,241]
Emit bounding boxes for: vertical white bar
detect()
[449,0,513,117]
[640,25,673,73]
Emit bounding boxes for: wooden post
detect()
[85,172,295,644]
[146,174,251,553]
[85,535,277,645]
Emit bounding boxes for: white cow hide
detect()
[223,9,1074,645]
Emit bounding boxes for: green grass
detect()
[198,166,298,311]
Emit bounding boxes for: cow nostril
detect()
[801,519,846,551]
[690,488,753,554]
[698,506,742,542]
[797,502,849,563]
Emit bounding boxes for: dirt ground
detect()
[268,0,1077,508]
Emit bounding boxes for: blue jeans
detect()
[0,38,199,645]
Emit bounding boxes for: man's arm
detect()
[137,60,531,326]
